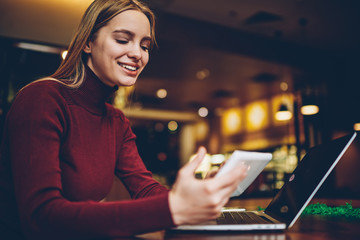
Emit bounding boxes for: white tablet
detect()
[216,150,272,196]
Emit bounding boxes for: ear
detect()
[83,41,92,54]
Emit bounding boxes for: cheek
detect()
[142,53,150,67]
[101,41,121,59]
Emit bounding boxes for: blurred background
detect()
[1,0,359,199]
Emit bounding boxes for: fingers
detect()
[170,148,251,226]
[184,146,207,175]
[212,164,248,187]
[203,164,248,201]
[204,168,219,179]
[200,164,248,202]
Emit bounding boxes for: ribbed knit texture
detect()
[0,66,174,239]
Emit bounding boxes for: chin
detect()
[117,79,137,87]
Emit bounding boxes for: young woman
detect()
[0,0,247,239]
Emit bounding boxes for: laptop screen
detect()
[265,133,357,227]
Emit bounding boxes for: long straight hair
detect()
[48,0,156,88]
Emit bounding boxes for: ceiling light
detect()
[198,107,208,117]
[61,50,68,60]
[14,42,63,54]
[280,82,288,91]
[156,88,167,99]
[196,69,210,80]
[301,93,319,115]
[275,104,292,121]
[301,105,319,115]
[222,108,242,135]
[168,121,178,132]
[354,123,360,131]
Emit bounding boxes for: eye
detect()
[116,39,128,44]
[141,40,151,52]
[141,45,149,52]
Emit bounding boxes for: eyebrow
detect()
[113,29,152,42]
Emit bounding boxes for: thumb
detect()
[184,146,207,174]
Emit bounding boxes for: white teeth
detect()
[120,64,137,71]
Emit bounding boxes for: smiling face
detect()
[84,10,151,87]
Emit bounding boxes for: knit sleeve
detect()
[5,82,175,239]
[112,109,170,198]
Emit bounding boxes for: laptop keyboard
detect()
[216,211,273,224]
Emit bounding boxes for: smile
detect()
[119,63,138,71]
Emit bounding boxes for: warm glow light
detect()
[113,86,134,109]
[301,105,319,115]
[272,94,294,124]
[222,108,242,136]
[196,69,210,80]
[354,123,360,131]
[245,101,269,131]
[61,50,68,60]
[275,103,293,121]
[156,89,167,99]
[280,82,288,91]
[168,121,178,131]
[249,106,265,126]
[15,42,62,54]
[275,110,293,121]
[198,107,208,117]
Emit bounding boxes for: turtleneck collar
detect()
[69,65,118,115]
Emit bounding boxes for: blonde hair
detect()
[47,0,156,88]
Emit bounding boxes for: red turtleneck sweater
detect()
[0,66,174,239]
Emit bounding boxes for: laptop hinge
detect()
[264,210,289,226]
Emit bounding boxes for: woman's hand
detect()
[169,147,248,226]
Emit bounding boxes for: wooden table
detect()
[129,198,360,240]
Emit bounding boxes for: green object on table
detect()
[257,202,360,219]
[302,202,360,218]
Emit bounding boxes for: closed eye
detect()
[141,39,151,52]
[116,39,128,44]
[141,45,149,52]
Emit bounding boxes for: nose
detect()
[127,44,142,60]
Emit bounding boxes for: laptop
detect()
[173,132,357,231]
